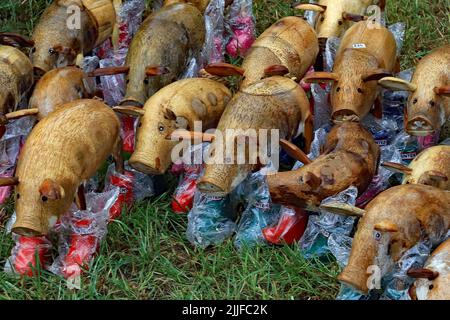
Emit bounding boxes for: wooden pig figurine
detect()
[322,184,450,294]
[408,238,450,300]
[0,45,33,116]
[31,0,117,76]
[113,78,231,175]
[295,0,384,49]
[197,76,312,196]
[379,45,450,136]
[0,99,121,236]
[382,145,450,190]
[91,2,205,107]
[267,122,379,211]
[205,16,318,88]
[304,20,397,122]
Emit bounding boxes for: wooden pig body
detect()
[240,16,318,88]
[116,78,231,175]
[324,184,450,294]
[267,122,379,211]
[0,45,34,115]
[304,21,396,122]
[12,99,120,236]
[296,0,380,47]
[383,145,450,190]
[122,3,205,106]
[32,0,116,76]
[379,45,450,136]
[409,238,450,300]
[197,76,311,196]
[29,66,95,120]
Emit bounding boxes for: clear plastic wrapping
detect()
[225,0,256,58]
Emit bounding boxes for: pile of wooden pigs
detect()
[0,0,448,300]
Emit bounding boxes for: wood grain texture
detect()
[267,121,379,210]
[330,20,397,121]
[122,2,205,106]
[411,238,450,300]
[129,77,231,174]
[0,45,33,114]
[29,66,94,119]
[12,99,120,236]
[338,184,450,294]
[198,76,311,195]
[241,16,319,88]
[31,0,115,73]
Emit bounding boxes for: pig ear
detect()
[407,268,439,280]
[303,72,338,84]
[163,108,177,121]
[374,220,399,233]
[88,66,130,77]
[0,177,19,187]
[279,139,312,165]
[381,162,412,175]
[362,69,393,82]
[419,170,448,186]
[294,3,326,12]
[204,63,245,77]
[0,32,34,48]
[2,108,39,124]
[39,179,65,200]
[145,66,171,77]
[264,65,290,78]
[434,86,450,97]
[112,106,145,117]
[320,202,366,217]
[342,12,367,22]
[378,77,417,92]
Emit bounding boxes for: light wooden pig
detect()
[113,78,231,175]
[267,121,380,211]
[379,45,450,136]
[0,45,34,116]
[304,20,397,122]
[322,184,450,294]
[382,145,450,190]
[1,99,121,236]
[408,238,450,300]
[31,0,117,76]
[197,76,312,196]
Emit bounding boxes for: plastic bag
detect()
[4,234,52,277]
[201,0,226,64]
[299,186,358,259]
[225,0,256,58]
[49,188,119,280]
[263,206,309,245]
[186,192,237,248]
[233,171,281,249]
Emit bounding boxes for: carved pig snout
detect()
[332,108,360,123]
[406,115,435,136]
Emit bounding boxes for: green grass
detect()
[0,0,448,300]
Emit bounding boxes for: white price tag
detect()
[352,43,367,49]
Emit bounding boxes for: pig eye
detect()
[429,101,435,107]
[338,20,343,25]
[16,193,20,199]
[41,196,48,202]
[48,48,56,55]
[126,79,130,84]
[138,122,142,128]
[320,16,325,22]
[429,284,434,290]
[413,98,418,104]
[357,88,363,94]
[143,79,149,85]
[158,125,165,132]
[374,231,382,241]
[31,47,36,53]
[336,87,341,92]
